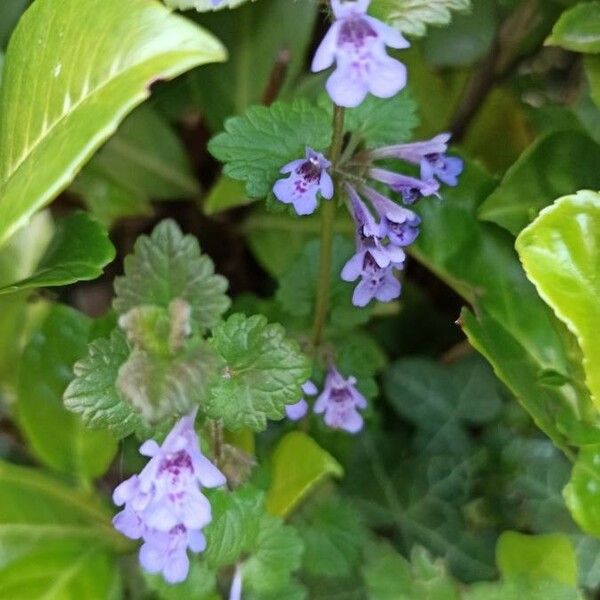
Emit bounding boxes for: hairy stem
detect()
[210,419,224,468]
[312,104,345,348]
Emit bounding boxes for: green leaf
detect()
[75,104,199,204]
[564,445,600,538]
[410,160,600,448]
[204,175,253,215]
[144,560,216,600]
[166,0,248,11]
[0,460,126,599]
[206,314,311,431]
[478,131,600,235]
[243,514,304,596]
[63,328,144,438]
[465,579,584,600]
[178,0,318,130]
[496,531,578,587]
[297,495,366,580]
[114,220,230,332]
[384,354,502,456]
[516,190,600,407]
[0,211,114,295]
[116,338,222,424]
[208,99,332,198]
[547,1,600,53]
[17,305,117,479]
[0,0,225,245]
[585,55,600,108]
[319,89,418,148]
[266,431,343,518]
[370,0,471,37]
[203,486,263,568]
[276,237,370,331]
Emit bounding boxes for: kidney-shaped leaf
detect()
[0,0,225,245]
[516,190,600,407]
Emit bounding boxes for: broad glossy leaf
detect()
[410,160,600,447]
[0,211,114,295]
[206,314,311,431]
[17,305,117,479]
[496,531,577,587]
[478,131,600,235]
[266,432,343,517]
[516,191,600,407]
[0,460,127,599]
[185,0,318,129]
[114,220,230,332]
[370,0,471,37]
[564,445,600,537]
[77,105,199,203]
[0,0,225,245]
[547,2,600,53]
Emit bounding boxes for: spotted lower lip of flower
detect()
[343,250,401,306]
[112,411,226,584]
[311,0,410,108]
[314,365,367,433]
[361,185,420,247]
[273,147,333,215]
[369,167,440,205]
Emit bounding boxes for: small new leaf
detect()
[63,329,144,438]
[208,100,332,198]
[370,0,471,37]
[206,313,311,431]
[114,220,230,332]
[117,338,222,424]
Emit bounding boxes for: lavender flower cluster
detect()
[112,412,225,583]
[273,0,463,307]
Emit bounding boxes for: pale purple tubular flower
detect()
[369,167,440,205]
[361,185,420,246]
[285,380,319,421]
[311,0,410,107]
[314,365,367,433]
[343,252,401,306]
[368,133,464,187]
[112,412,226,584]
[229,564,243,600]
[273,147,333,215]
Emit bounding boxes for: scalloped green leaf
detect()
[516,190,600,407]
[0,0,225,245]
[208,100,331,198]
[0,211,114,295]
[370,0,471,37]
[206,313,311,431]
[113,220,230,333]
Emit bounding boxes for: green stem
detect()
[312,104,345,348]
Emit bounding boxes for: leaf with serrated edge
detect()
[370,0,471,37]
[63,328,144,438]
[266,432,343,518]
[114,220,230,332]
[0,0,225,245]
[208,100,331,198]
[206,314,311,431]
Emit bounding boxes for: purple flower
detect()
[229,564,243,600]
[342,252,401,306]
[285,380,318,421]
[369,133,464,186]
[362,185,420,246]
[369,167,440,205]
[273,147,333,215]
[112,412,225,584]
[314,365,367,433]
[311,0,409,107]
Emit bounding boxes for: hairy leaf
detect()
[208,100,331,198]
[206,314,311,430]
[114,220,230,332]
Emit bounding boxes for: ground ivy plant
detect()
[0,0,600,598]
